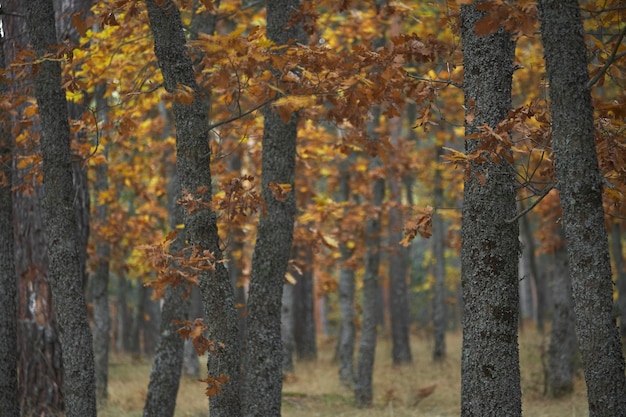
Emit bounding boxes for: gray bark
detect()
[294,247,317,361]
[116,273,132,352]
[611,222,626,339]
[460,4,521,416]
[432,161,446,362]
[0,33,19,417]
[538,1,626,415]
[25,1,97,416]
[519,200,544,332]
[241,1,305,416]
[354,157,385,408]
[146,0,240,417]
[337,157,356,387]
[145,2,241,416]
[547,239,576,398]
[182,287,203,378]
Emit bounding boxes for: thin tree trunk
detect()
[25,1,97,416]
[519,200,544,332]
[0,32,20,417]
[241,2,305,416]
[281,281,295,374]
[337,157,356,387]
[547,237,576,398]
[294,246,317,361]
[611,222,626,339]
[538,1,626,415]
[145,2,241,416]
[459,3,521,416]
[355,156,385,408]
[432,160,446,362]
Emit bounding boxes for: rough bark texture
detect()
[337,157,356,387]
[611,222,626,339]
[354,158,385,408]
[0,33,20,417]
[25,1,97,416]
[145,2,241,416]
[538,1,626,415]
[432,162,446,362]
[460,4,521,416]
[241,1,305,416]
[294,247,317,361]
[547,240,576,398]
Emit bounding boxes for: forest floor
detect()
[102,326,589,417]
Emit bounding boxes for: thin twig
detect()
[208,97,276,132]
[506,184,554,224]
[587,24,626,88]
[406,72,462,89]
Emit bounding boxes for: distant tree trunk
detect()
[241,1,305,416]
[143,128,191,417]
[92,88,111,406]
[539,1,626,415]
[281,281,295,374]
[182,286,203,378]
[355,156,385,408]
[611,222,626,339]
[145,2,241,416]
[143,289,162,355]
[117,273,132,353]
[547,237,576,398]
[294,246,317,361]
[519,200,544,332]
[0,33,20,417]
[25,1,97,416]
[337,157,356,387]
[459,4,521,416]
[432,160,446,362]
[131,282,145,355]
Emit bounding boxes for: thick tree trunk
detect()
[294,247,317,361]
[611,222,626,339]
[354,158,385,408]
[459,4,521,416]
[432,162,446,362]
[337,157,356,387]
[547,238,576,398]
[538,1,626,415]
[0,33,19,417]
[25,1,97,416]
[145,2,241,416]
[242,2,305,416]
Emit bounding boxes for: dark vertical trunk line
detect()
[25,1,97,416]
[294,246,317,361]
[0,32,20,417]
[611,222,626,339]
[538,1,626,415]
[459,3,521,416]
[432,159,446,362]
[145,2,241,416]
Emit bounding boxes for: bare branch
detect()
[506,184,554,224]
[587,24,626,88]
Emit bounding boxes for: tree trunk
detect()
[547,237,576,398]
[519,200,544,332]
[337,157,356,387]
[538,1,626,415]
[354,157,385,408]
[182,286,203,378]
[294,246,317,361]
[611,222,626,339]
[539,0,626,417]
[388,175,412,365]
[25,1,97,416]
[241,2,305,416]
[432,160,446,362]
[459,4,521,416]
[145,2,241,416]
[0,32,20,417]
